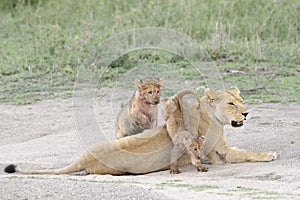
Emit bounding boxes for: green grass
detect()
[216,192,234,196]
[225,186,286,199]
[157,180,219,192]
[0,0,299,104]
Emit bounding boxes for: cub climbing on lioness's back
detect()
[163,89,208,174]
[115,78,164,139]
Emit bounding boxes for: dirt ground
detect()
[0,92,299,200]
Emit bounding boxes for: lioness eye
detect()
[148,91,153,95]
[228,102,235,105]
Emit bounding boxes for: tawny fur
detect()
[115,78,163,139]
[162,89,201,137]
[190,87,276,164]
[5,125,174,175]
[4,87,277,175]
[170,132,207,174]
[163,89,207,174]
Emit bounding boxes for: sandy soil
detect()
[0,93,299,200]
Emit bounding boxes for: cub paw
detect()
[197,166,208,172]
[170,168,180,174]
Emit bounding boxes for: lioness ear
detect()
[135,79,143,89]
[163,97,169,102]
[230,86,240,95]
[156,78,164,86]
[204,88,215,103]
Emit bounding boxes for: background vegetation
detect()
[0,0,299,104]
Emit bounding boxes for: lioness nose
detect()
[242,112,249,120]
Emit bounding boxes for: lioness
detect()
[190,87,277,163]
[4,87,276,175]
[162,89,207,173]
[115,78,163,139]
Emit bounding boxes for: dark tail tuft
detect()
[4,164,17,173]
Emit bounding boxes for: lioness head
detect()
[135,78,164,105]
[204,87,249,127]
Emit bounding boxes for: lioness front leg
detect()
[225,147,277,163]
[209,146,277,164]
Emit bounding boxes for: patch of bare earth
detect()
[0,93,299,199]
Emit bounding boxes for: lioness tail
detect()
[4,161,84,175]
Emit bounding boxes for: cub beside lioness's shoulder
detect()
[115,78,164,139]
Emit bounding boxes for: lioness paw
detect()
[267,151,277,161]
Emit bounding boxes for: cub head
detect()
[204,87,249,127]
[187,136,205,161]
[135,78,164,105]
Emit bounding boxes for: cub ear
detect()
[163,97,169,102]
[135,79,143,89]
[156,78,164,86]
[230,86,240,95]
[204,88,216,103]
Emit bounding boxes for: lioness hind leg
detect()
[217,147,277,163]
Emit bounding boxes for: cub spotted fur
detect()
[115,78,163,139]
[170,132,207,174]
[163,89,208,174]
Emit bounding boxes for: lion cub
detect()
[163,89,208,174]
[115,78,164,139]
